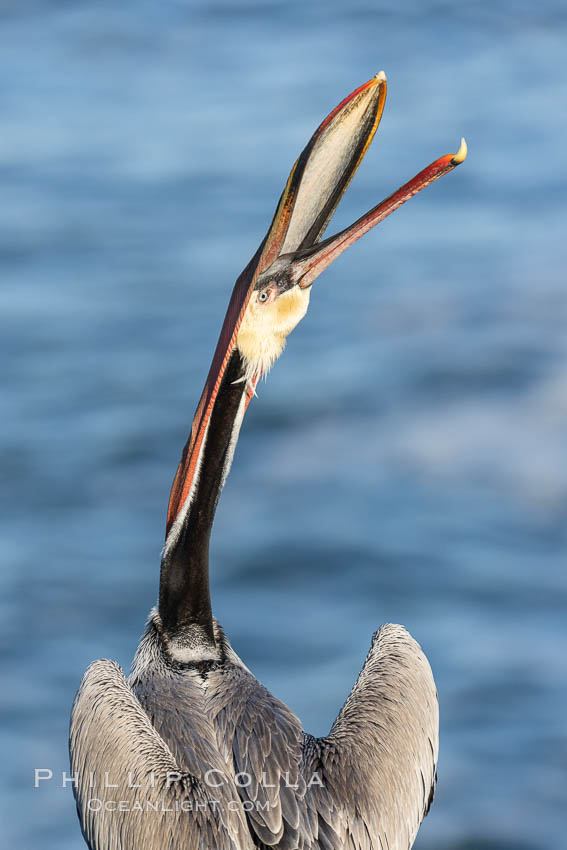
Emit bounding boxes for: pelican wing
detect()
[208,625,437,850]
[70,659,254,850]
[300,624,438,850]
[208,664,314,849]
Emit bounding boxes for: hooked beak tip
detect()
[374,70,387,84]
[451,136,468,165]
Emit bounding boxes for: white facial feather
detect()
[236,285,311,384]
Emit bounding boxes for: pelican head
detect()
[233,73,467,388]
[235,257,312,384]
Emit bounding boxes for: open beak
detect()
[165,74,466,535]
[284,137,467,289]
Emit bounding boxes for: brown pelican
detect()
[70,73,466,850]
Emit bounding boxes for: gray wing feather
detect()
[302,623,439,850]
[207,624,437,850]
[208,665,311,849]
[70,659,255,850]
[78,625,436,849]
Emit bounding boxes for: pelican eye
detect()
[258,288,272,303]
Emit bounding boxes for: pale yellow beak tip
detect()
[452,136,468,164]
[374,70,387,84]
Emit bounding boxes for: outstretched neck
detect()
[158,350,247,656]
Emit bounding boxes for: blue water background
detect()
[1,1,566,847]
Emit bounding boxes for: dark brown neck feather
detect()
[158,350,246,647]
